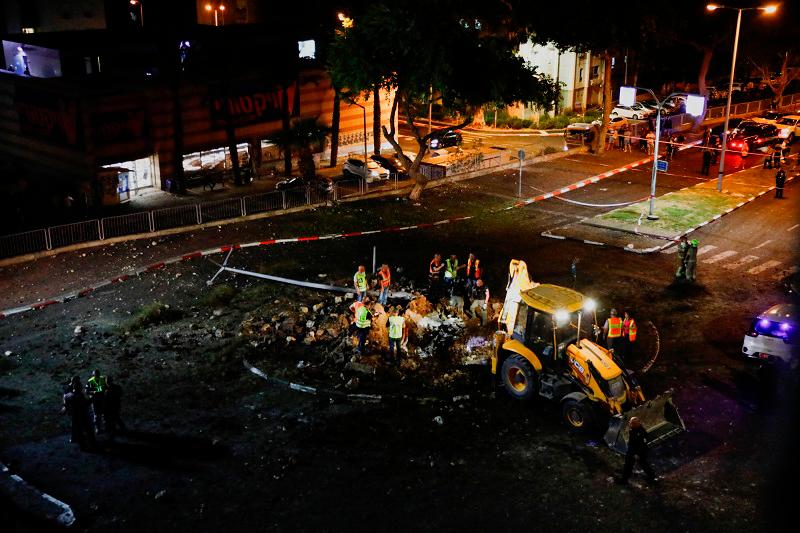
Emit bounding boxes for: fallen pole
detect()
[208,250,413,300]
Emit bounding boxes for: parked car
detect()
[710,117,744,138]
[775,115,800,143]
[742,303,798,367]
[610,102,653,120]
[726,121,779,156]
[343,157,391,182]
[731,82,743,92]
[275,176,335,194]
[591,116,628,130]
[564,122,594,143]
[429,130,462,149]
[371,154,406,176]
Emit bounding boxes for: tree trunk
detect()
[697,47,712,96]
[329,89,340,168]
[599,50,613,153]
[226,124,241,186]
[373,85,381,155]
[282,86,292,177]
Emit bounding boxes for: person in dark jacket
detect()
[701,149,712,176]
[61,376,96,451]
[775,169,786,199]
[616,417,657,484]
[104,376,127,442]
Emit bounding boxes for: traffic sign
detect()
[656,160,668,172]
[518,149,526,161]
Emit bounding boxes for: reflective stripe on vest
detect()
[388,316,404,339]
[354,271,367,291]
[356,306,371,328]
[379,270,391,288]
[624,318,637,342]
[608,317,622,338]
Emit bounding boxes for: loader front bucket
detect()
[604,394,686,454]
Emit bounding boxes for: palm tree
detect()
[268,117,331,180]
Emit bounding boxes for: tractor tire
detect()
[561,395,595,431]
[501,355,539,401]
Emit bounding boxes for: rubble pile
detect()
[237,288,498,391]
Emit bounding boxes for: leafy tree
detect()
[327,0,558,200]
[267,118,331,180]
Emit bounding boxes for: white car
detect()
[742,304,798,366]
[343,157,390,182]
[610,103,653,120]
[775,115,800,143]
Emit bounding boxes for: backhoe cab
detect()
[492,260,684,453]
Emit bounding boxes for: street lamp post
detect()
[351,100,369,168]
[130,0,143,28]
[706,3,778,192]
[619,87,705,219]
[205,3,226,27]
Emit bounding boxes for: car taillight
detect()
[756,137,763,143]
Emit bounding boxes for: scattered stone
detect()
[305,320,315,329]
[154,490,167,500]
[73,326,85,336]
[285,336,296,344]
[433,416,444,425]
[346,361,376,375]
[300,306,309,314]
[213,309,223,317]
[3,350,11,357]
[312,303,324,312]
[344,293,354,300]
[334,296,342,304]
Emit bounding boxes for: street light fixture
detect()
[337,12,354,29]
[706,3,778,192]
[129,0,143,28]
[619,86,705,220]
[205,2,226,27]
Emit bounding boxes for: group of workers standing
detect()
[601,308,638,360]
[674,236,699,284]
[61,369,125,451]
[428,253,490,324]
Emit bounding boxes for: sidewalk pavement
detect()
[548,154,799,253]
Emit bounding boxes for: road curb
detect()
[542,174,797,254]
[0,462,75,528]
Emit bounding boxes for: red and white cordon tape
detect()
[0,149,696,320]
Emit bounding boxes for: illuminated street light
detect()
[129,0,143,28]
[205,2,226,27]
[337,12,354,29]
[706,3,778,192]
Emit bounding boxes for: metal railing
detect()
[2,92,798,261]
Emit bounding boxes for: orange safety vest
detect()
[378,268,391,288]
[607,317,622,338]
[623,318,637,342]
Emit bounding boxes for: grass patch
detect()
[126,301,184,331]
[201,284,238,308]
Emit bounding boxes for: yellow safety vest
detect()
[388,316,404,339]
[354,271,367,291]
[356,306,371,328]
[624,318,637,342]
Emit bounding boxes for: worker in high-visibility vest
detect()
[622,310,638,360]
[444,254,465,297]
[377,264,391,306]
[602,308,623,351]
[353,298,373,355]
[387,306,407,364]
[86,369,107,432]
[353,265,368,302]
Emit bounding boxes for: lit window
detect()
[21,27,35,34]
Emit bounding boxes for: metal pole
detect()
[517,159,523,198]
[428,85,433,135]
[362,106,368,166]
[372,246,376,273]
[716,8,742,192]
[648,105,663,220]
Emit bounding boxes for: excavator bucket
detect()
[604,394,686,454]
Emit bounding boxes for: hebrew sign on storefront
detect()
[209,81,298,128]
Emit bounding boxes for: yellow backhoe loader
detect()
[491,259,684,453]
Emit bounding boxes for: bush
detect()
[201,284,237,308]
[126,301,184,331]
[542,146,561,155]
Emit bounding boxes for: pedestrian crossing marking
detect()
[748,260,782,275]
[697,245,717,256]
[723,255,760,270]
[702,250,737,264]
